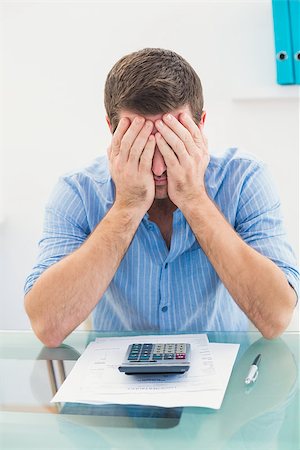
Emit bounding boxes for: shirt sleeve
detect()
[24,176,91,295]
[234,161,299,300]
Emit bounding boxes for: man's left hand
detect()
[154,112,210,209]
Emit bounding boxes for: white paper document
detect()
[51,334,239,409]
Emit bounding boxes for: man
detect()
[24,48,298,347]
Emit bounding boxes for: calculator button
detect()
[164,353,175,360]
[153,346,164,354]
[128,355,139,361]
[176,353,186,359]
[131,344,142,350]
[176,344,186,352]
[152,354,163,360]
[166,344,175,351]
[140,355,151,360]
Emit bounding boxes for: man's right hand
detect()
[108,116,156,215]
[25,115,157,347]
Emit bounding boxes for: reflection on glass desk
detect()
[0,331,299,449]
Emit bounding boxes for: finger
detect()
[118,116,146,164]
[198,123,209,152]
[161,114,196,155]
[139,134,156,172]
[178,113,206,150]
[155,133,179,169]
[155,119,189,165]
[195,122,209,159]
[110,118,131,158]
[129,120,153,165]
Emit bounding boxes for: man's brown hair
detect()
[104,48,203,132]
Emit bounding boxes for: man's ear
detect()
[106,116,113,134]
[199,111,206,127]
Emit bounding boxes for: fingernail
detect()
[166,114,173,121]
[156,120,163,129]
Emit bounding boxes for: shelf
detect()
[232,86,300,101]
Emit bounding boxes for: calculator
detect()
[118,343,191,374]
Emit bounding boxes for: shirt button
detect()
[161,306,168,312]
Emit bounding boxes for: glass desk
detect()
[0,331,299,449]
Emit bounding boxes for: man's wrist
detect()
[179,187,213,219]
[111,200,146,225]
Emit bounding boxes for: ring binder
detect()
[272,0,295,84]
[289,0,300,84]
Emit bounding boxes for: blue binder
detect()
[289,0,300,84]
[272,0,295,84]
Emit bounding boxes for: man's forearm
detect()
[25,204,144,347]
[181,191,297,339]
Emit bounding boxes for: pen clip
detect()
[252,369,258,383]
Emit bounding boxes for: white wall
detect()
[1,1,299,330]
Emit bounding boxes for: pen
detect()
[245,354,261,385]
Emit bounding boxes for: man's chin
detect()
[154,186,168,200]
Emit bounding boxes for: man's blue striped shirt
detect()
[24,148,299,332]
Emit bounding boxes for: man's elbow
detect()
[260,308,295,340]
[34,325,64,348]
[259,286,297,340]
[24,294,64,348]
[260,322,286,340]
[29,319,65,348]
